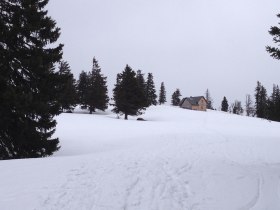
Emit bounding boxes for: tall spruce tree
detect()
[266,14,280,60]
[77,71,89,109]
[0,0,63,159]
[275,85,280,121]
[171,89,182,106]
[112,73,122,115]
[267,84,280,121]
[145,73,157,106]
[205,89,213,109]
[57,61,77,112]
[274,85,280,121]
[136,70,147,109]
[221,96,229,112]
[158,82,167,105]
[112,65,146,120]
[255,81,268,119]
[86,57,109,114]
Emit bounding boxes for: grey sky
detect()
[47,0,280,108]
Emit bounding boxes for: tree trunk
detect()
[124,113,128,120]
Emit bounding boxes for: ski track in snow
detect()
[41,155,196,210]
[41,122,279,209]
[43,164,97,210]
[238,175,262,210]
[2,106,280,210]
[116,158,192,210]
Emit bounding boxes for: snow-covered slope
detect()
[1,106,280,210]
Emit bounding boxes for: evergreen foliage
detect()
[0,0,63,159]
[171,89,182,106]
[112,65,146,120]
[267,84,280,121]
[254,82,280,121]
[255,81,268,119]
[136,70,148,109]
[145,73,157,106]
[158,82,167,105]
[221,96,229,112]
[57,61,77,112]
[86,57,109,114]
[266,14,280,60]
[77,71,89,109]
[205,89,214,109]
[112,73,122,115]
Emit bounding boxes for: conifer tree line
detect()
[73,58,164,118]
[112,65,162,120]
[254,81,280,121]
[64,61,164,120]
[219,81,280,122]
[77,58,109,114]
[0,0,163,159]
[55,59,163,120]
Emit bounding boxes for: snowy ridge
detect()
[1,105,280,210]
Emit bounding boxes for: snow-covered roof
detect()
[180,96,206,106]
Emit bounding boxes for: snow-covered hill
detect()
[1,106,280,210]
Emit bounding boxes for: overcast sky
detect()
[47,0,280,108]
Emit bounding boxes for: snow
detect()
[1,105,280,210]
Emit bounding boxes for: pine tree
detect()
[136,70,147,108]
[171,89,182,106]
[205,89,213,109]
[77,71,89,109]
[274,85,280,121]
[57,61,77,112]
[145,73,157,106]
[0,0,63,159]
[86,57,109,114]
[112,65,146,120]
[221,96,229,112]
[267,84,280,121]
[112,73,122,115]
[266,14,280,60]
[255,81,268,119]
[158,82,167,105]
